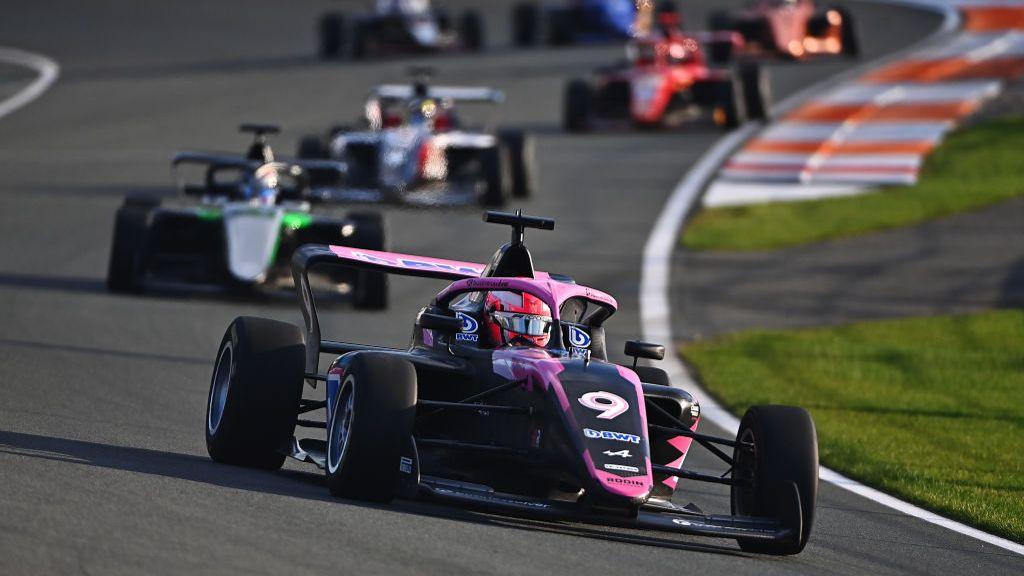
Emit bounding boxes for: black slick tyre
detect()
[715,76,747,129]
[836,7,860,57]
[348,212,388,310]
[318,13,346,59]
[325,354,417,502]
[107,194,157,293]
[297,135,328,159]
[459,11,484,51]
[564,79,593,132]
[498,129,536,198]
[480,145,511,207]
[512,2,540,47]
[731,405,819,555]
[738,62,771,120]
[205,317,305,470]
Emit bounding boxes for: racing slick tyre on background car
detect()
[107,192,159,293]
[318,12,347,59]
[498,129,536,198]
[547,9,574,46]
[348,212,389,310]
[297,134,328,161]
[731,405,819,555]
[738,61,771,121]
[325,354,417,502]
[835,6,860,57]
[563,79,593,132]
[481,144,511,207]
[206,317,305,470]
[459,10,484,51]
[714,76,748,129]
[512,2,540,47]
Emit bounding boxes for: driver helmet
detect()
[244,164,279,205]
[483,291,553,347]
[409,97,438,128]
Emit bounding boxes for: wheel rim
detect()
[732,427,758,514]
[327,376,356,474]
[207,342,233,435]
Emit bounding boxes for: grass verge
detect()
[683,116,1024,251]
[682,309,1024,542]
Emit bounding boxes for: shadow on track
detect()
[0,337,210,366]
[0,429,748,558]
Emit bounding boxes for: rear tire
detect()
[205,317,305,470]
[707,9,734,31]
[498,129,536,198]
[480,145,511,207]
[564,79,593,132]
[107,194,157,293]
[325,354,417,502]
[318,13,346,59]
[297,135,328,160]
[459,11,484,51]
[348,212,389,310]
[731,405,818,555]
[512,2,540,47]
[352,21,369,60]
[547,9,574,46]
[836,7,860,57]
[714,76,747,129]
[738,62,771,121]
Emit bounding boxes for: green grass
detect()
[683,116,1024,251]
[682,309,1024,543]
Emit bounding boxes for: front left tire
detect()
[325,354,418,502]
[731,405,819,555]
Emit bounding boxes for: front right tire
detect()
[205,317,306,470]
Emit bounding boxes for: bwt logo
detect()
[568,326,591,348]
[456,312,478,334]
[584,428,640,444]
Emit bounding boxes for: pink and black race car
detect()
[204,211,819,554]
[563,15,770,131]
[708,0,859,60]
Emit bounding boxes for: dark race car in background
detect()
[708,0,859,60]
[298,79,536,208]
[204,210,821,555]
[107,125,389,309]
[512,0,680,47]
[318,0,484,60]
[563,14,770,131]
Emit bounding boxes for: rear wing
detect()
[371,84,505,104]
[291,244,487,383]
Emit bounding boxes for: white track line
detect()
[639,0,1024,558]
[0,47,59,120]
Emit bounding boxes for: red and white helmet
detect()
[483,291,553,348]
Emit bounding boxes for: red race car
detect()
[563,18,770,131]
[708,0,859,60]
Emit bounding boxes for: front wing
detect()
[418,476,798,544]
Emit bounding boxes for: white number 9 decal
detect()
[578,391,629,420]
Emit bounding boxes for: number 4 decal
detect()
[603,449,632,458]
[578,391,629,419]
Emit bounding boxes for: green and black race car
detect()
[107,125,389,309]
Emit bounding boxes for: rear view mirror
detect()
[416,311,462,334]
[624,340,665,365]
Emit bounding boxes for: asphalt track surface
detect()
[1,1,1020,574]
[674,196,1024,339]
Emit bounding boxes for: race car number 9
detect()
[578,391,628,420]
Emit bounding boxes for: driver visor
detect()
[493,311,552,337]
